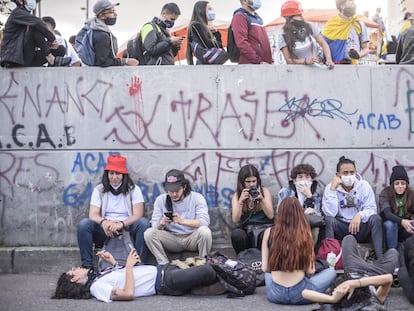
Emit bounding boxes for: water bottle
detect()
[326,252,337,268]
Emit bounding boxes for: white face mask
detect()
[341,175,355,187]
[294,180,312,188]
[24,0,37,11]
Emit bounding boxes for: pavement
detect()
[0,247,413,310]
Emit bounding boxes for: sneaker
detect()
[50,56,71,67]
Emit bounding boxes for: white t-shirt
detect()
[90,265,157,303]
[90,184,144,221]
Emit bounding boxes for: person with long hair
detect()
[279,0,334,68]
[303,234,399,309]
[52,249,218,302]
[231,164,274,254]
[186,1,224,65]
[77,154,150,269]
[262,197,336,305]
[379,165,414,250]
[144,169,212,264]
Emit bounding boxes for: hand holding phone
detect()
[164,212,174,220]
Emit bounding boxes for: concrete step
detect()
[0,246,236,274]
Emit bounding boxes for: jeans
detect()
[265,268,337,305]
[77,217,150,268]
[384,220,398,249]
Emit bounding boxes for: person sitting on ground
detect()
[277,163,324,245]
[302,234,399,309]
[231,164,274,255]
[0,0,71,68]
[398,234,414,305]
[77,154,150,269]
[322,156,384,260]
[322,0,369,64]
[379,165,414,250]
[262,197,336,305]
[144,169,212,264]
[52,248,218,302]
[279,0,334,68]
[42,16,81,67]
[140,2,184,65]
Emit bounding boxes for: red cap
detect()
[281,0,304,17]
[104,155,128,174]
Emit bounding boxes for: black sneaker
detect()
[50,56,71,67]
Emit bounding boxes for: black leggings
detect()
[398,236,414,304]
[156,264,217,295]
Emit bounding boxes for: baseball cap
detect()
[163,169,185,192]
[93,0,120,16]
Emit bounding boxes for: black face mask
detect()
[291,20,308,42]
[104,17,117,26]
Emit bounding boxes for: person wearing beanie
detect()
[322,0,369,64]
[77,154,150,270]
[379,165,414,250]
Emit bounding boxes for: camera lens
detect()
[249,186,259,198]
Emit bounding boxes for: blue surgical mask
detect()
[164,20,175,28]
[207,10,216,21]
[24,0,37,11]
[104,17,117,26]
[249,0,262,11]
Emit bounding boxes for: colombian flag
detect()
[323,15,362,62]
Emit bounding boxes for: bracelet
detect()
[304,58,307,65]
[120,220,126,229]
[99,219,106,225]
[358,279,362,287]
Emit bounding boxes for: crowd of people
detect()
[1,0,413,67]
[50,153,414,308]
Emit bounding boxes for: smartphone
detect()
[164,212,174,220]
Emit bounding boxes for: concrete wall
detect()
[1,65,413,247]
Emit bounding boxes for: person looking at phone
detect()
[379,165,414,250]
[140,2,184,65]
[144,169,212,264]
[230,164,274,254]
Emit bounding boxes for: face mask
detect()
[294,180,312,188]
[207,10,216,21]
[291,20,308,41]
[341,175,355,187]
[164,20,175,28]
[342,6,356,17]
[249,0,261,11]
[24,0,36,11]
[104,17,117,26]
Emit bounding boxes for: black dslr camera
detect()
[248,186,259,198]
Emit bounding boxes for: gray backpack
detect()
[98,230,134,272]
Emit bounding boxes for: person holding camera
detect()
[144,169,212,264]
[379,165,414,250]
[231,164,274,254]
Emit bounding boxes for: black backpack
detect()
[123,23,158,65]
[237,248,265,287]
[227,12,251,63]
[206,251,256,297]
[98,230,135,272]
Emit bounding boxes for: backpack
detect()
[227,11,251,63]
[237,248,265,287]
[75,24,95,66]
[316,237,343,269]
[123,23,158,65]
[98,230,135,272]
[206,251,256,297]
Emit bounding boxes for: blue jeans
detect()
[77,217,150,268]
[265,268,337,305]
[384,220,398,249]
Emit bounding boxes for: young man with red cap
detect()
[77,154,150,270]
[144,169,212,264]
